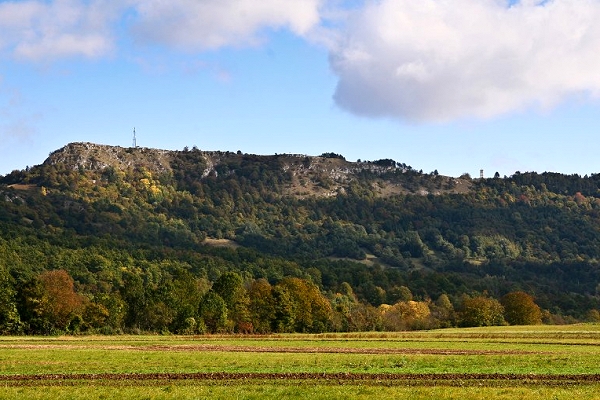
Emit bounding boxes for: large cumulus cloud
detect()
[330,0,600,122]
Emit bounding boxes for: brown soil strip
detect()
[0,372,598,387]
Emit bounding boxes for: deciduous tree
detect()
[35,270,84,332]
[198,291,228,333]
[501,291,542,325]
[212,271,250,332]
[277,277,333,333]
[458,296,505,327]
[381,300,431,331]
[247,279,274,334]
[0,267,21,334]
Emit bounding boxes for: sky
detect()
[1,0,600,178]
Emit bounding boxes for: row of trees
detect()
[1,264,562,335]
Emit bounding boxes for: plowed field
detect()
[1,326,599,399]
[1,372,599,387]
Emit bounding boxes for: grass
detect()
[2,384,600,400]
[0,324,598,399]
[0,350,595,375]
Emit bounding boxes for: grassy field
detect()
[0,324,599,399]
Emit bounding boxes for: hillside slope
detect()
[0,142,599,333]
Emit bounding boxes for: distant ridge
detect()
[45,142,174,173]
[41,142,472,198]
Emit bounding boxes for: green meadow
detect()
[0,325,599,399]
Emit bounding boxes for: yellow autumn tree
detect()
[381,300,431,331]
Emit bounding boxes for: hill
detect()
[0,142,599,334]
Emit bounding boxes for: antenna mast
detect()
[133,127,137,148]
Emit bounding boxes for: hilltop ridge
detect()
[39,142,472,199]
[44,142,174,173]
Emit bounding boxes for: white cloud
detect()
[330,0,600,122]
[0,0,325,59]
[0,0,125,61]
[130,0,324,50]
[7,0,600,125]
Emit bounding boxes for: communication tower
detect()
[133,127,137,148]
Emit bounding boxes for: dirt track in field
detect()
[0,372,599,387]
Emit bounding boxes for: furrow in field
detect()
[0,372,598,386]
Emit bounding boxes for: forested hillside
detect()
[0,142,599,334]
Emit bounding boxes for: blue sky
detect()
[1,0,600,178]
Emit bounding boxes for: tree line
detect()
[1,263,556,335]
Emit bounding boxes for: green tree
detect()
[331,291,356,332]
[430,294,455,328]
[0,267,21,334]
[120,271,146,331]
[458,296,505,327]
[143,301,175,332]
[95,292,126,333]
[198,291,228,333]
[212,271,250,332]
[277,277,333,333]
[388,285,413,303]
[81,301,110,332]
[271,285,295,333]
[155,265,207,334]
[247,279,275,334]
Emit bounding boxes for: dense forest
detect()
[0,142,599,335]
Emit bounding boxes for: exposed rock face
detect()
[44,142,175,173]
[41,142,472,198]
